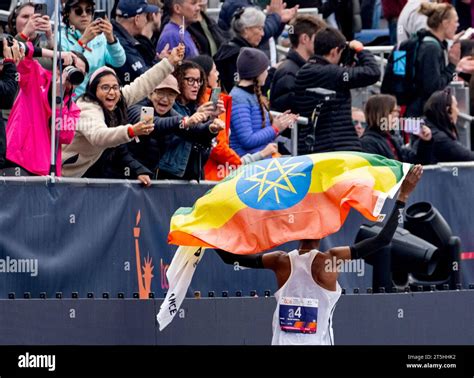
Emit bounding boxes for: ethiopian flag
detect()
[168,152,411,254]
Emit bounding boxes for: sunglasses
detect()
[73,7,93,16]
[352,120,367,128]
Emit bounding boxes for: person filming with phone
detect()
[361,94,433,165]
[62,44,185,186]
[61,0,126,97]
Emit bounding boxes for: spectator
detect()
[156,60,225,180]
[214,7,265,93]
[0,41,19,169]
[61,0,126,98]
[270,15,326,113]
[230,48,298,158]
[135,0,163,67]
[293,27,380,154]
[218,0,297,43]
[187,0,228,57]
[404,2,460,117]
[190,54,274,181]
[127,74,210,177]
[352,107,367,138]
[397,0,433,46]
[6,42,88,176]
[382,0,407,45]
[62,45,184,183]
[8,2,54,51]
[112,0,161,84]
[157,0,200,59]
[423,89,474,162]
[361,94,432,164]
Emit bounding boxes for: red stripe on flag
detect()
[461,252,474,260]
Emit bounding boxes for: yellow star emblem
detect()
[243,158,306,203]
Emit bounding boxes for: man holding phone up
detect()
[60,0,126,97]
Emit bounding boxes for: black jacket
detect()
[270,49,306,113]
[0,62,18,168]
[188,12,229,57]
[135,34,159,68]
[214,35,253,93]
[293,51,380,154]
[112,20,151,85]
[360,128,433,164]
[424,119,474,163]
[406,30,457,117]
[83,144,152,180]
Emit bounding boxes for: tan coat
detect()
[62,58,174,177]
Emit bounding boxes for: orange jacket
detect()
[203,88,242,181]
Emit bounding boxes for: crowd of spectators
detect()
[1,0,474,186]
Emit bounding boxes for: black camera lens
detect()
[64,66,85,86]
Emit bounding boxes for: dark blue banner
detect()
[0,165,473,298]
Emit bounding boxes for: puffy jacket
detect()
[293,51,380,154]
[60,27,126,97]
[229,86,276,156]
[202,88,242,180]
[0,62,18,168]
[6,46,79,176]
[270,49,306,113]
[360,127,432,164]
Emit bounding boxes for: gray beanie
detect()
[236,47,270,80]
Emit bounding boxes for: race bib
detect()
[279,297,318,334]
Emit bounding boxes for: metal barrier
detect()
[269,111,309,156]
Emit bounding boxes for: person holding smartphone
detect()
[7,2,54,70]
[190,54,276,181]
[361,94,433,165]
[61,0,126,98]
[62,44,184,186]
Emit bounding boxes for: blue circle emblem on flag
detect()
[236,155,313,210]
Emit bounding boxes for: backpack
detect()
[381,32,438,105]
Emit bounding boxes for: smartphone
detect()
[93,9,106,21]
[403,118,422,135]
[140,106,154,125]
[210,87,221,109]
[460,27,474,41]
[34,3,47,16]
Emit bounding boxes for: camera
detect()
[340,44,357,66]
[64,65,85,86]
[304,88,336,148]
[0,35,27,59]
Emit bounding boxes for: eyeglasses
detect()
[153,90,177,99]
[73,7,93,16]
[183,77,203,87]
[99,84,120,93]
[352,120,367,128]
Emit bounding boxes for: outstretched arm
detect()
[327,165,423,262]
[214,249,285,270]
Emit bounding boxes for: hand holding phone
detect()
[93,10,106,21]
[34,3,47,16]
[140,106,154,125]
[460,27,474,41]
[210,88,221,110]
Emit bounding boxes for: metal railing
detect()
[269,111,309,156]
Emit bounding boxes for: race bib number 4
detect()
[279,297,318,334]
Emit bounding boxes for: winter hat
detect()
[189,55,214,77]
[236,47,269,80]
[154,74,181,94]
